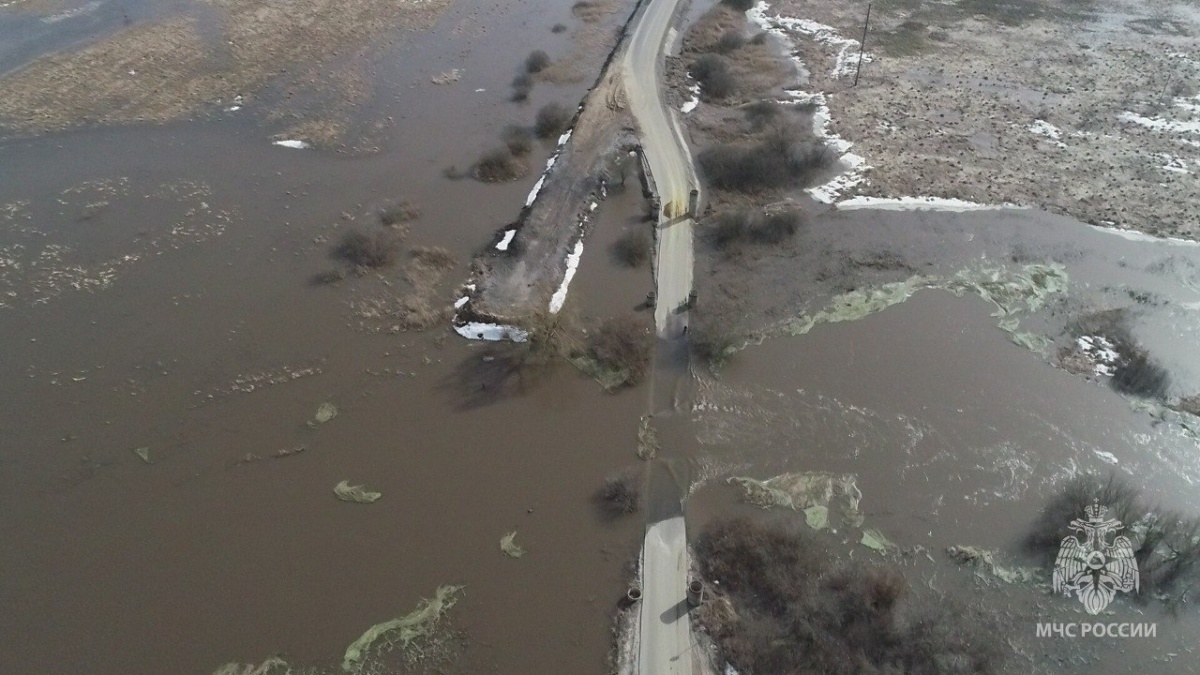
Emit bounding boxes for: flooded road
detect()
[0,0,650,671]
[5,0,1200,672]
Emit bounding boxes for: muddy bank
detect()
[466,0,644,324]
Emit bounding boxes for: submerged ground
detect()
[2,0,1200,673]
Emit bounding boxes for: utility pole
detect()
[853,3,871,87]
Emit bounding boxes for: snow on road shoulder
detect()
[495,229,516,251]
[273,139,311,149]
[549,239,584,313]
[837,196,1025,212]
[454,322,528,342]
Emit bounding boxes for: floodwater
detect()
[5,0,1200,673]
[0,0,650,671]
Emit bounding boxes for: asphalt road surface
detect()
[622,0,698,338]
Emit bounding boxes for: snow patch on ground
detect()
[747,3,870,79]
[1119,110,1200,136]
[1077,335,1120,376]
[454,322,528,342]
[1028,119,1067,148]
[272,139,311,149]
[681,79,700,114]
[745,6,870,204]
[837,196,1024,212]
[549,240,584,313]
[495,229,516,251]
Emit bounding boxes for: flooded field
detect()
[4,0,1200,672]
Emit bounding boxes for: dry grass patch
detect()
[588,315,654,386]
[331,229,401,269]
[534,102,572,139]
[474,147,529,182]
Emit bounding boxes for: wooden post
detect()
[853,3,871,87]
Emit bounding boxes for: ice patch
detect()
[1088,224,1200,247]
[273,139,311,149]
[495,229,516,251]
[549,240,584,313]
[454,322,528,342]
[454,296,469,309]
[836,196,1022,212]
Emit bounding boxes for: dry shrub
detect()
[611,228,653,267]
[310,268,345,286]
[1028,474,1200,610]
[534,102,571,138]
[331,229,400,269]
[474,147,528,182]
[705,207,805,250]
[525,49,552,74]
[699,122,833,192]
[511,73,534,102]
[743,100,783,130]
[690,54,737,100]
[502,125,534,156]
[379,199,420,227]
[594,471,640,518]
[715,29,746,53]
[697,518,1008,674]
[590,315,654,386]
[551,23,568,33]
[720,0,754,10]
[1111,348,1171,400]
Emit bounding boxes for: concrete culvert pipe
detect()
[687,580,704,607]
[627,586,643,603]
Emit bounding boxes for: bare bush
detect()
[511,73,534,102]
[743,100,783,130]
[330,229,400,269]
[1111,348,1171,400]
[590,315,654,386]
[378,198,420,227]
[705,207,804,249]
[310,268,345,286]
[1027,473,1200,610]
[749,31,769,45]
[474,147,527,182]
[753,209,804,244]
[594,471,641,518]
[690,54,736,100]
[720,0,754,10]
[525,49,552,74]
[611,228,652,267]
[715,29,746,53]
[699,123,833,192]
[696,517,1009,674]
[502,125,534,156]
[551,23,568,33]
[534,102,571,138]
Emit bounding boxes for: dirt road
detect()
[622,0,697,337]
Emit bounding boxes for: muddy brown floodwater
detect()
[6,0,1200,673]
[0,0,654,671]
